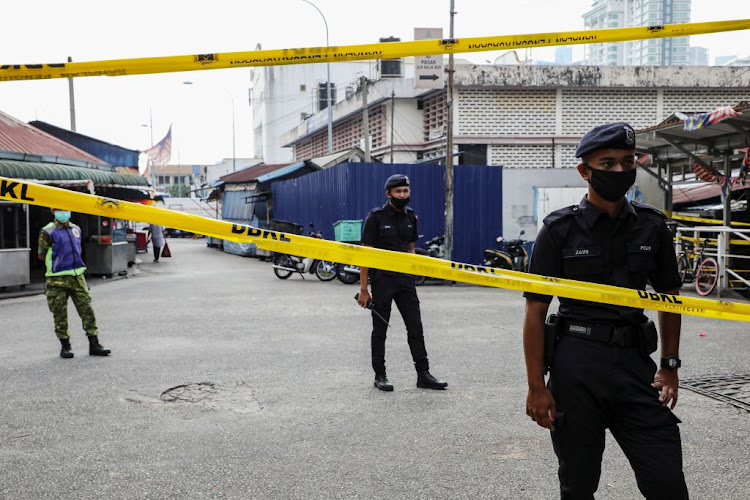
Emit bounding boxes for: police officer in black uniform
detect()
[522,123,688,499]
[358,174,448,392]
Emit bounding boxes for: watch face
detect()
[668,358,678,369]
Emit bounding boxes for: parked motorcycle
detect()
[483,231,529,272]
[414,235,445,286]
[272,224,337,281]
[336,262,361,285]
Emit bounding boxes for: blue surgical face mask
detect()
[54,211,71,224]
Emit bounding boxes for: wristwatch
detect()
[660,356,681,370]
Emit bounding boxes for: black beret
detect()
[384,174,410,190]
[575,122,636,158]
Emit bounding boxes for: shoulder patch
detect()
[630,201,666,218]
[543,205,580,226]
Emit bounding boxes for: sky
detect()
[1,0,749,166]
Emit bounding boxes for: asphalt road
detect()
[1,239,749,499]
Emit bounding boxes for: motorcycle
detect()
[336,262,361,285]
[272,224,337,281]
[414,235,445,286]
[483,230,529,272]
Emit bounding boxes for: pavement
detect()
[1,239,749,499]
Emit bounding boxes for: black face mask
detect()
[583,164,636,202]
[389,197,410,210]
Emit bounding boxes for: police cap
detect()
[384,174,410,190]
[575,122,636,158]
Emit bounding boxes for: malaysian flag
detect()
[144,126,173,167]
[692,162,718,183]
[677,106,739,132]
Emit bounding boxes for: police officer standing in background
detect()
[522,123,688,499]
[358,174,448,392]
[38,208,111,359]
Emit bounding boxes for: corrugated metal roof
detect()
[30,121,141,167]
[0,111,107,164]
[254,162,307,183]
[219,163,294,184]
[0,160,149,186]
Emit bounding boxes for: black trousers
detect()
[549,336,688,500]
[370,272,429,375]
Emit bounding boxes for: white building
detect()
[282,64,750,167]
[250,45,416,164]
[583,0,627,66]
[280,64,750,238]
[583,0,693,66]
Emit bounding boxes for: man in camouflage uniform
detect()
[38,208,111,359]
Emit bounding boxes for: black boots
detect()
[417,371,448,390]
[374,374,394,392]
[87,335,111,356]
[59,338,74,359]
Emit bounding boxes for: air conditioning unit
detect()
[378,36,402,78]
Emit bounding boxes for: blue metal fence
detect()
[271,162,503,264]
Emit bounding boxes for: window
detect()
[299,84,306,92]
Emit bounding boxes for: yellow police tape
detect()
[2,19,749,81]
[3,177,750,322]
[671,214,750,228]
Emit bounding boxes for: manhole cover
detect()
[681,374,750,412]
[158,382,262,414]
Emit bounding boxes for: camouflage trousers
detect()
[45,275,99,339]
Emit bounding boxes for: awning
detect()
[0,159,149,187]
[254,161,306,183]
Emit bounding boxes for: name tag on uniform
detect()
[563,247,600,258]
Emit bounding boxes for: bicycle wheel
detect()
[676,254,690,284]
[315,260,337,281]
[695,257,719,296]
[273,255,294,280]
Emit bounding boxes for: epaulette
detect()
[370,205,386,214]
[405,206,414,213]
[630,201,666,218]
[542,205,580,226]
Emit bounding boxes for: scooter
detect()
[483,231,529,272]
[336,262,361,285]
[414,235,445,286]
[272,224,337,281]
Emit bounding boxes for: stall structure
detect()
[0,110,151,286]
[636,102,750,295]
[0,201,30,288]
[214,161,317,257]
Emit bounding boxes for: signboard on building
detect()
[414,28,444,89]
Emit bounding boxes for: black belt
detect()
[560,319,638,348]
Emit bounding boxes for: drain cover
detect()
[681,374,750,412]
[158,382,262,414]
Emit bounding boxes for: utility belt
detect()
[543,315,657,374]
[559,318,639,347]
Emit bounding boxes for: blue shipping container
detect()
[271,162,503,265]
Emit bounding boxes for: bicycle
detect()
[676,238,719,296]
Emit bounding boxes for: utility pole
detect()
[67,56,76,132]
[444,0,456,261]
[361,76,370,161]
[391,90,396,164]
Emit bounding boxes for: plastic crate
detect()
[333,219,363,242]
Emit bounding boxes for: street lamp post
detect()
[302,0,333,154]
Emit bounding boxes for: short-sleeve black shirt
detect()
[524,196,680,326]
[361,202,418,252]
